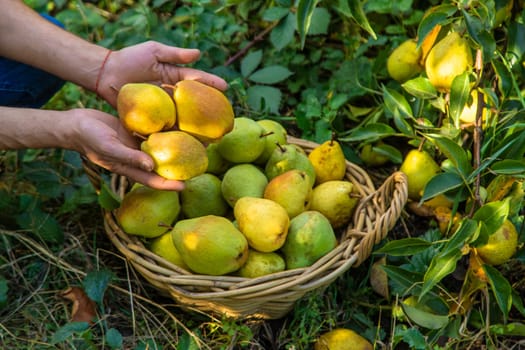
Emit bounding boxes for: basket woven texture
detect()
[83,135,408,320]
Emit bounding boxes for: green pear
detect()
[263,169,312,218]
[171,215,249,275]
[149,232,189,270]
[180,173,229,218]
[206,143,232,176]
[234,197,290,252]
[280,211,337,269]
[309,180,360,229]
[116,184,180,238]
[265,144,316,187]
[141,131,208,180]
[254,119,288,165]
[399,149,441,200]
[217,117,266,163]
[221,164,268,208]
[236,249,286,278]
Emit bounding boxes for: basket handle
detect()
[347,171,408,267]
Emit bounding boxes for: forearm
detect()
[0,107,79,150]
[0,0,108,91]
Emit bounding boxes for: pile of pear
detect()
[115,106,361,277]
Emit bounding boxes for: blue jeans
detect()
[0,14,65,108]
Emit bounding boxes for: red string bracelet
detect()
[95,49,112,96]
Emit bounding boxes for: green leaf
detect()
[472,199,509,238]
[442,218,479,254]
[337,0,377,39]
[51,322,90,344]
[491,159,525,175]
[98,180,121,211]
[421,249,463,299]
[421,172,464,202]
[339,123,396,142]
[82,269,114,305]
[15,201,64,244]
[307,7,330,35]
[449,72,472,127]
[425,134,472,177]
[382,265,441,299]
[296,0,319,49]
[0,275,7,309]
[240,50,262,77]
[462,10,496,61]
[402,303,449,330]
[375,238,432,256]
[401,77,438,99]
[262,6,289,21]
[492,59,513,98]
[416,4,456,47]
[270,12,296,51]
[247,85,282,114]
[373,143,403,164]
[484,264,512,322]
[177,330,201,350]
[106,328,123,349]
[382,86,414,119]
[248,65,293,84]
[490,322,525,336]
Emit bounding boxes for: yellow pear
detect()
[115,184,180,238]
[476,219,518,266]
[236,249,286,278]
[309,180,360,229]
[171,215,249,275]
[425,31,473,92]
[459,89,489,125]
[280,211,337,269]
[221,164,268,208]
[180,173,229,218]
[164,80,234,143]
[217,117,266,163]
[308,139,347,185]
[314,328,373,350]
[265,144,316,187]
[399,149,441,200]
[387,39,424,83]
[117,83,176,136]
[234,197,290,252]
[149,232,189,270]
[141,131,208,181]
[263,169,312,218]
[254,119,288,164]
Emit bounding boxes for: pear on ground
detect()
[117,83,176,136]
[254,119,288,165]
[263,169,312,218]
[116,184,180,238]
[236,249,286,278]
[206,143,232,176]
[265,143,316,187]
[164,80,234,143]
[171,215,249,275]
[180,173,229,218]
[399,149,441,201]
[280,211,337,269]
[149,232,189,270]
[234,197,290,252]
[221,164,268,208]
[141,131,208,181]
[309,180,360,229]
[217,117,266,163]
[308,139,346,185]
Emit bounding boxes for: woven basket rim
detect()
[83,135,408,319]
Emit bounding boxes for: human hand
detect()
[70,108,185,191]
[95,41,228,107]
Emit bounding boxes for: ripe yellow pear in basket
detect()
[180,173,229,218]
[141,131,208,181]
[149,232,189,270]
[221,163,268,208]
[116,184,180,238]
[171,215,249,276]
[263,169,312,218]
[163,80,234,143]
[117,83,176,136]
[265,143,316,187]
[254,119,288,164]
[281,211,337,269]
[314,328,373,350]
[309,180,360,229]
[234,197,290,252]
[399,149,441,201]
[387,38,423,83]
[237,249,286,278]
[308,139,346,185]
[217,117,266,163]
[425,31,473,92]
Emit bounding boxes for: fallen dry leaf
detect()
[59,286,97,324]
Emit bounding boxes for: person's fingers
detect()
[153,43,201,64]
[119,166,186,191]
[167,66,228,91]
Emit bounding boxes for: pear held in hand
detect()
[117,83,176,136]
[141,131,208,181]
[171,215,249,276]
[164,80,234,143]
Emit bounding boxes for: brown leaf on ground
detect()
[59,286,97,324]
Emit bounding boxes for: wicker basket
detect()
[83,135,408,320]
